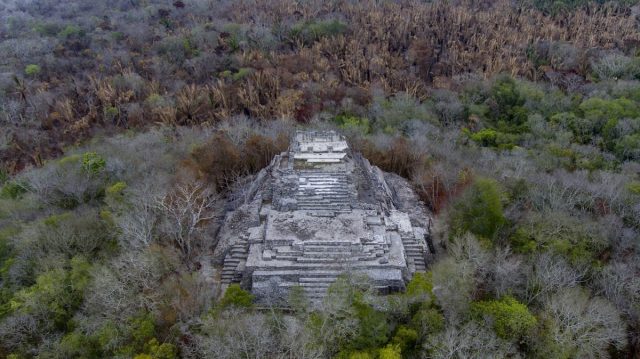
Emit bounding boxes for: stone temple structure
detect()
[214,131,433,304]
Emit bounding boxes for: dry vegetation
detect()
[1,0,639,173]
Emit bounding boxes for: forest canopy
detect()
[0,0,639,358]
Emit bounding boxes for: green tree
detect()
[489,76,529,132]
[24,64,41,77]
[81,152,107,175]
[471,295,537,340]
[449,178,506,240]
[218,284,254,309]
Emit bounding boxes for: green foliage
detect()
[614,133,640,160]
[58,331,101,358]
[218,284,254,309]
[59,24,83,39]
[288,285,310,314]
[411,306,445,337]
[81,152,107,175]
[33,22,62,36]
[9,256,92,330]
[105,181,127,200]
[373,93,436,132]
[143,338,177,359]
[627,181,640,195]
[0,227,17,318]
[578,97,640,140]
[514,212,608,266]
[104,106,120,122]
[233,67,252,81]
[0,181,28,199]
[43,212,72,227]
[449,178,506,240]
[471,295,537,340]
[406,272,433,298]
[391,326,418,355]
[509,227,538,254]
[24,64,41,77]
[350,297,390,350]
[468,128,519,149]
[378,344,402,359]
[345,351,372,359]
[130,313,156,348]
[489,76,529,132]
[291,19,347,44]
[334,114,371,135]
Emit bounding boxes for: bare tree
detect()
[156,181,219,262]
[543,287,627,358]
[525,253,584,305]
[426,322,518,359]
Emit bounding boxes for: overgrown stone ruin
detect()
[214,131,434,304]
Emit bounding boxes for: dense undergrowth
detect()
[1,0,640,358]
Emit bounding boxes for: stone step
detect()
[274,250,303,256]
[299,277,337,283]
[304,240,355,246]
[303,253,353,259]
[296,193,351,198]
[299,282,331,287]
[298,206,350,210]
[297,197,351,202]
[303,246,354,252]
[297,204,351,209]
[253,269,346,277]
[296,257,341,263]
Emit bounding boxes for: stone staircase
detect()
[257,240,389,302]
[221,238,249,284]
[402,236,427,274]
[295,171,353,212]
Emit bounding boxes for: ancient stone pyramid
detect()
[215,130,433,305]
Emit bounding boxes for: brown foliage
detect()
[186,131,288,192]
[3,0,639,173]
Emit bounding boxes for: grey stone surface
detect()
[216,131,433,304]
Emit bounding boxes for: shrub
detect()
[471,296,537,340]
[513,212,608,266]
[406,272,433,298]
[627,181,640,195]
[468,128,519,149]
[0,181,27,199]
[218,284,254,309]
[24,64,41,77]
[391,326,418,354]
[489,76,529,132]
[334,114,370,135]
[578,97,640,135]
[372,93,435,132]
[105,181,127,204]
[350,298,390,351]
[614,133,640,160]
[378,344,402,359]
[9,256,92,330]
[411,306,445,337]
[81,152,107,175]
[59,25,83,39]
[104,106,120,123]
[449,178,506,240]
[290,19,347,44]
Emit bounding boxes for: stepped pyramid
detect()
[216,131,433,305]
